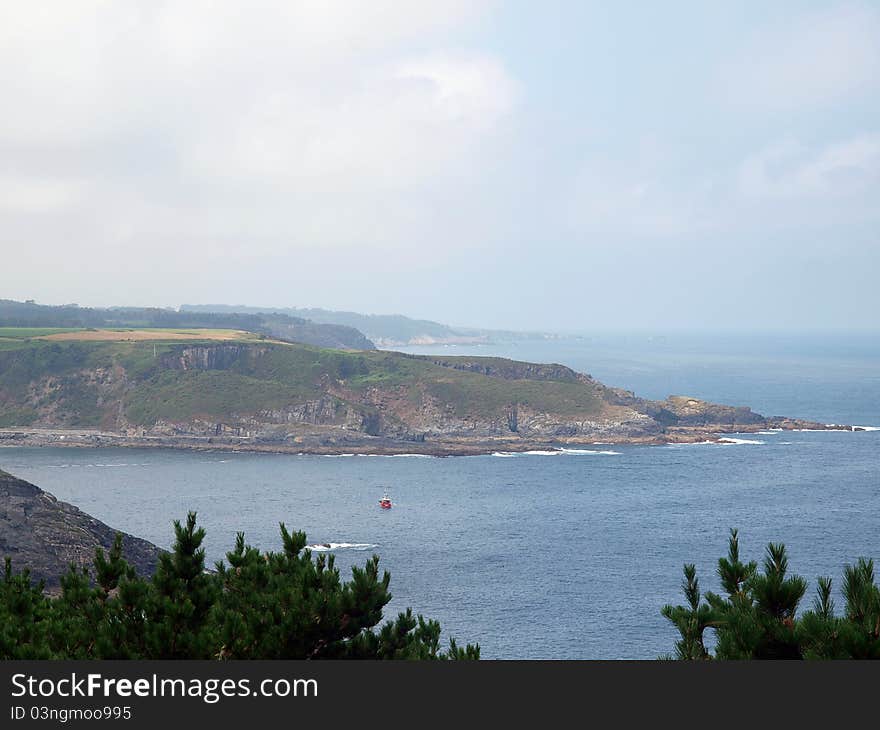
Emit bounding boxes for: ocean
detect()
[2,333,878,658]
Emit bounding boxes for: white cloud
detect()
[564,131,880,239]
[0,176,87,213]
[564,169,713,238]
[0,0,512,259]
[738,133,880,198]
[718,3,880,111]
[185,52,518,193]
[2,1,877,328]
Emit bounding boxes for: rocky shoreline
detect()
[0,420,858,458]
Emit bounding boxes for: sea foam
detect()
[491,450,561,457]
[560,448,622,456]
[491,448,620,457]
[306,543,378,552]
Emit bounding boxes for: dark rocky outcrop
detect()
[0,468,161,592]
[657,395,765,426]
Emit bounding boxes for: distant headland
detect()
[0,320,852,457]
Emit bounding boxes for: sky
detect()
[1,1,878,332]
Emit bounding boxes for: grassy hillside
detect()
[0,332,608,433]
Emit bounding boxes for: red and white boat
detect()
[378,490,393,509]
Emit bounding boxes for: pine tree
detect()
[662,530,878,660]
[0,513,478,660]
[838,559,880,658]
[50,564,104,658]
[144,512,219,658]
[212,523,475,659]
[798,577,847,659]
[661,564,714,660]
[0,558,51,659]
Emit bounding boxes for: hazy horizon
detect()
[2,2,878,333]
[7,296,880,338]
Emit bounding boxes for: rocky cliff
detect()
[0,468,161,591]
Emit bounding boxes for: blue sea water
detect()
[1,334,878,659]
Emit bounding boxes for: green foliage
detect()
[663,529,880,659]
[0,514,478,660]
[0,558,52,659]
[422,376,602,419]
[124,371,307,423]
[0,327,82,339]
[660,564,715,660]
[0,342,95,389]
[0,406,38,427]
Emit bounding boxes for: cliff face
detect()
[160,344,264,371]
[0,469,161,591]
[0,340,834,451]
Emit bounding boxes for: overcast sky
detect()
[1,1,878,332]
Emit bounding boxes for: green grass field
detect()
[0,327,83,338]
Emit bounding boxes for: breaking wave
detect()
[360,453,436,458]
[491,449,621,457]
[718,437,765,445]
[490,450,561,457]
[559,448,622,456]
[306,543,378,552]
[320,453,436,458]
